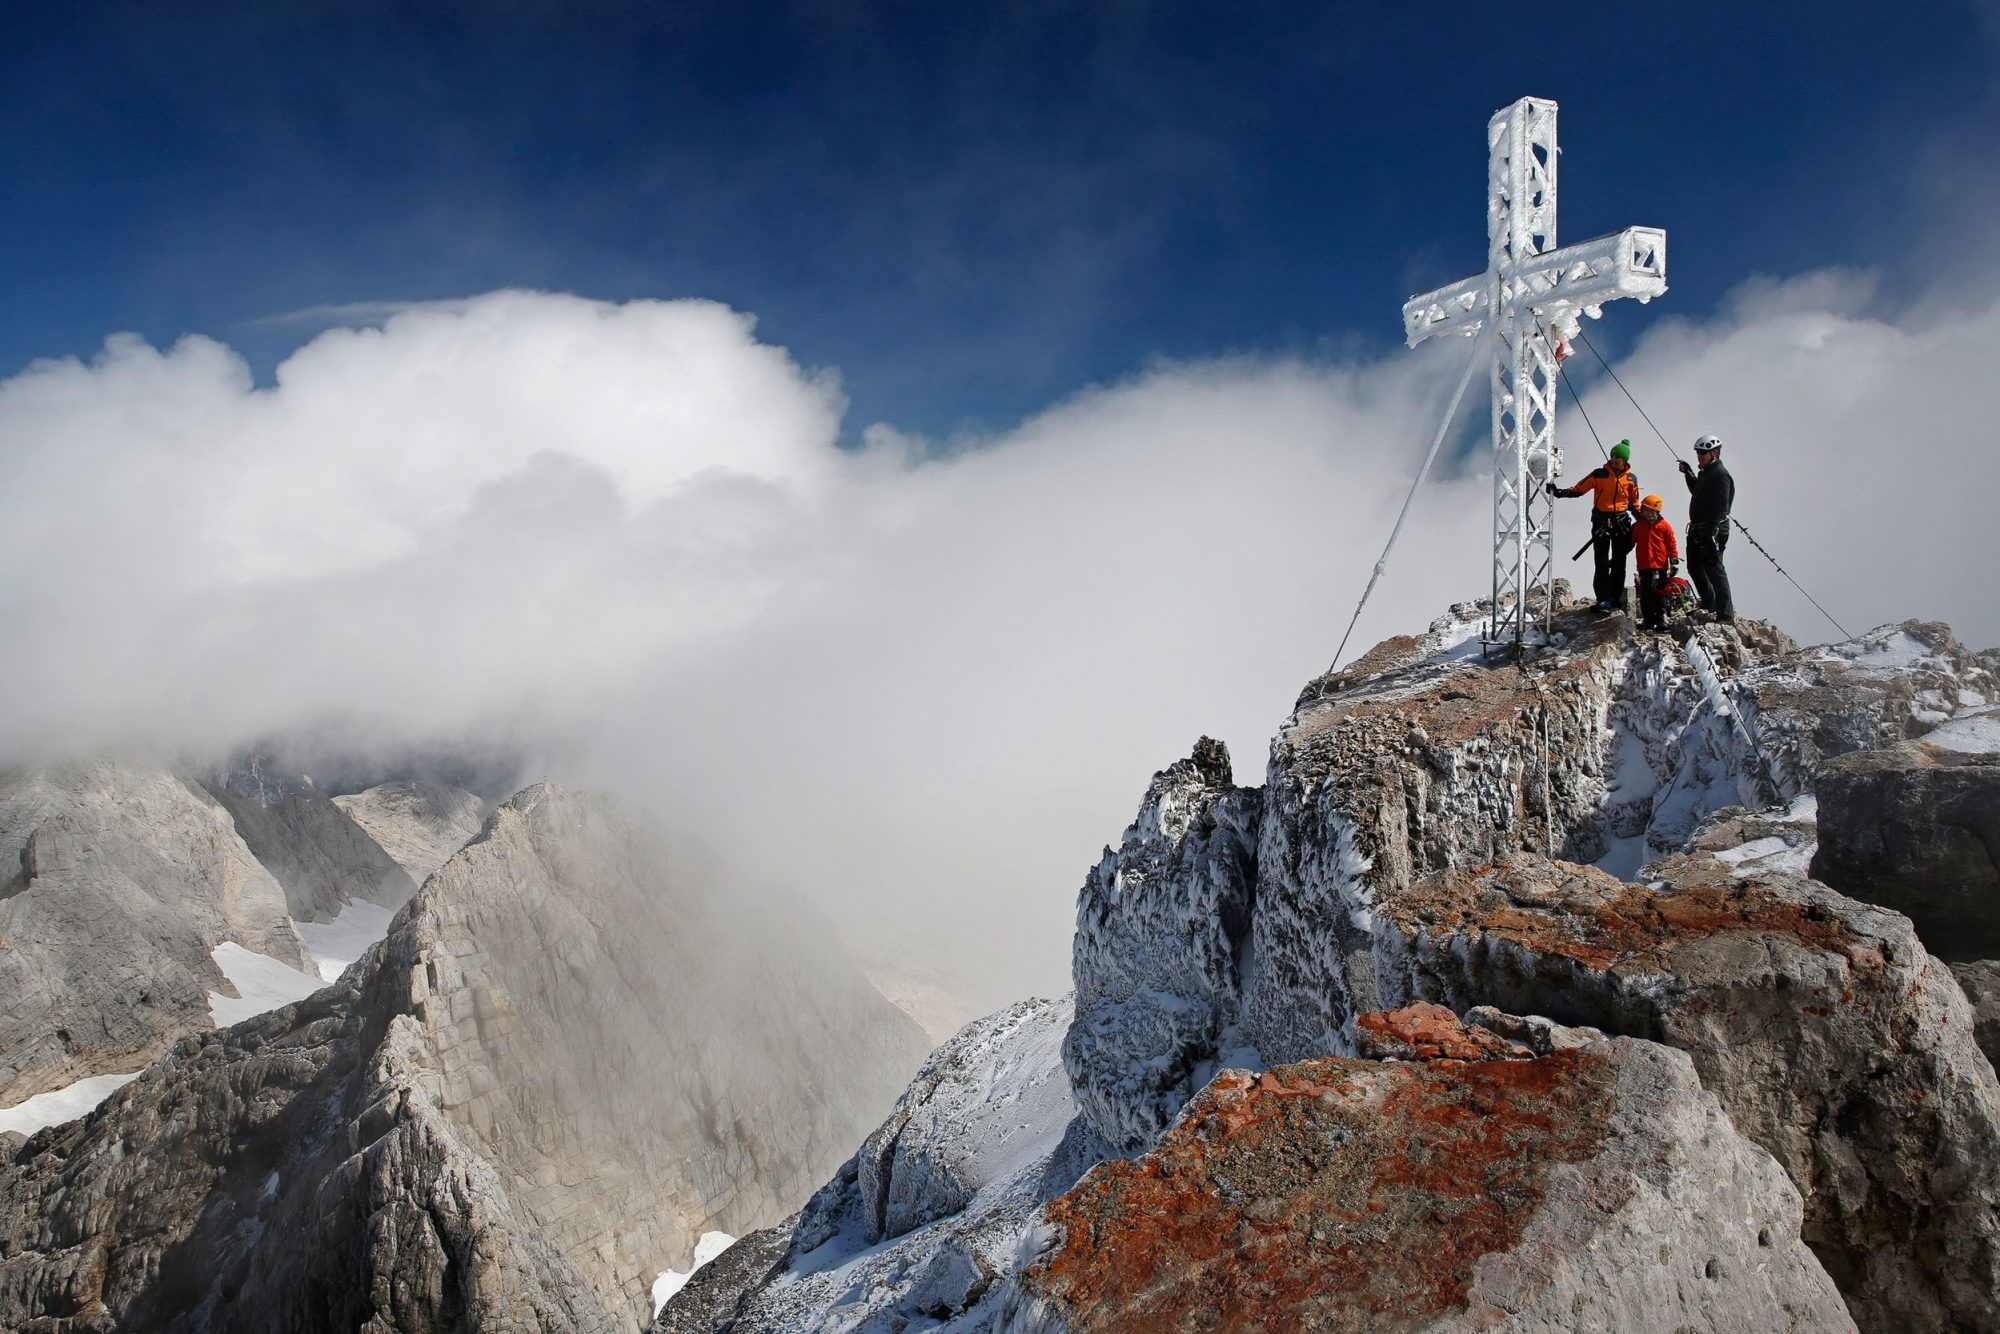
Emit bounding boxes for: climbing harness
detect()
[1332,332,1485,669]
[1569,330,1854,640]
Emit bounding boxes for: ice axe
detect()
[1570,535,1594,562]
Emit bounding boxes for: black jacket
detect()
[1683,459,1734,527]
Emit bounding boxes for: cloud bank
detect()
[1,278,1993,1000]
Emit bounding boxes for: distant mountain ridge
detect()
[0,781,930,1331]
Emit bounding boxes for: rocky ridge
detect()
[0,783,929,1333]
[332,781,489,887]
[202,760,419,921]
[0,761,312,1105]
[667,604,2000,1333]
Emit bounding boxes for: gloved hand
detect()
[1668,559,1681,577]
[1677,459,1694,477]
[1543,481,1559,496]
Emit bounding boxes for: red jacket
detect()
[1633,515,1679,571]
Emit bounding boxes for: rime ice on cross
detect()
[1402,97,1666,650]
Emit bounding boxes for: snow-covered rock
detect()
[1063,737,1259,1152]
[1050,603,2000,1329]
[662,996,1104,1333]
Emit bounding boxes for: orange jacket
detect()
[1633,515,1679,570]
[1557,464,1639,512]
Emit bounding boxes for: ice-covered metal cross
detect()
[1402,96,1666,649]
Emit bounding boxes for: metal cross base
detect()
[1400,96,1666,651]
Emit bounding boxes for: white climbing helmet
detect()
[1694,434,1722,453]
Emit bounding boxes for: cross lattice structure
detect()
[1402,96,1666,650]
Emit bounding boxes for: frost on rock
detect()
[1042,600,2000,1330]
[666,996,1106,1334]
[1062,738,1260,1152]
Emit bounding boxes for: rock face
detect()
[680,603,2000,1334]
[0,783,929,1333]
[1005,1008,1851,1334]
[1373,851,2000,1332]
[331,781,487,886]
[0,761,310,1104]
[668,997,1102,1334]
[203,760,418,920]
[0,966,609,1333]
[1811,710,2000,960]
[1063,738,1259,1152]
[1952,959,2000,1072]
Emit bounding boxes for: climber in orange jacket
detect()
[1632,494,1680,633]
[1546,440,1640,613]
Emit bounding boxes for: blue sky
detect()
[3,1,1996,439]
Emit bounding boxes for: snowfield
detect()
[207,941,325,1026]
[0,1072,141,1138]
[296,897,399,982]
[653,1231,736,1314]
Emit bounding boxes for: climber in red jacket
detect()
[1632,494,1680,633]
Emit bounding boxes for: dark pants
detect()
[1592,511,1634,610]
[1637,568,1670,630]
[1686,520,1734,622]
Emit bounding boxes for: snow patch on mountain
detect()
[206,941,324,1026]
[653,1231,736,1315]
[295,897,398,982]
[1927,708,2000,754]
[0,1070,140,1138]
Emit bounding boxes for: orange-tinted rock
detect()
[1350,1002,1530,1063]
[1372,852,2000,1332]
[1008,1041,1850,1333]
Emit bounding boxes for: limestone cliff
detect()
[0,783,929,1333]
[202,759,419,920]
[331,780,488,887]
[0,760,311,1104]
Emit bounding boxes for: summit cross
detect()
[1402,96,1666,650]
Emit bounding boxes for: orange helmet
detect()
[1639,494,1664,516]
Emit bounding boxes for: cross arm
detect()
[1402,225,1667,348]
[1401,272,1488,347]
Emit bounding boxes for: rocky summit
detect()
[0,783,928,1332]
[670,600,2000,1334]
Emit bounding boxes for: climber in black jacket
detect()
[1677,435,1736,624]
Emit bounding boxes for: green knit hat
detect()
[1610,440,1632,461]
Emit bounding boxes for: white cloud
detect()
[0,279,1994,1003]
